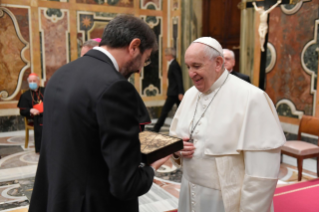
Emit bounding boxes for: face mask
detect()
[29,82,38,90]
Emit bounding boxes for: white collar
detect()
[203,69,229,95]
[168,58,174,66]
[93,47,119,72]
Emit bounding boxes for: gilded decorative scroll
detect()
[0,7,30,101]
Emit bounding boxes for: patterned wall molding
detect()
[140,0,162,10]
[0,0,181,112]
[39,7,70,83]
[140,15,163,97]
[266,1,318,118]
[301,19,319,76]
[77,11,115,57]
[77,0,134,7]
[276,99,304,119]
[280,1,303,15]
[301,19,319,116]
[265,42,276,73]
[0,7,31,101]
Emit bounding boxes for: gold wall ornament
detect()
[0,7,30,101]
[0,8,4,18]
[290,0,302,4]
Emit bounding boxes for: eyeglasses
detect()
[144,58,151,67]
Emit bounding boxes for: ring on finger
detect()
[180,151,183,157]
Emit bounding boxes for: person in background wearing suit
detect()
[29,15,170,212]
[153,47,184,132]
[223,49,251,83]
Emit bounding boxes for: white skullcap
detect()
[192,37,223,56]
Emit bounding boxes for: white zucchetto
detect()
[193,37,223,55]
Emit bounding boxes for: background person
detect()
[17,73,45,153]
[153,47,184,132]
[223,48,251,83]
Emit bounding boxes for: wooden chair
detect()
[281,115,319,181]
[21,89,34,149]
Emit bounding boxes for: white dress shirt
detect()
[93,46,119,72]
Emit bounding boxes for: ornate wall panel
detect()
[140,15,162,96]
[77,0,133,7]
[266,0,319,117]
[39,8,70,83]
[140,0,161,10]
[0,6,31,101]
[77,11,115,57]
[41,0,69,2]
[0,0,181,121]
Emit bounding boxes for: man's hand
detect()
[178,94,183,101]
[30,108,40,116]
[173,138,196,159]
[151,155,171,170]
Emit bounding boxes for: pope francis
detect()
[170,37,286,212]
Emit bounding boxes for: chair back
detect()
[297,115,319,145]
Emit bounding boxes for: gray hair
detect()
[202,45,224,69]
[82,39,99,48]
[27,76,40,82]
[203,45,222,60]
[165,47,176,57]
[223,48,235,59]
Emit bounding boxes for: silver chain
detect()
[189,72,229,143]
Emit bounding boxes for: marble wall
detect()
[0,0,183,131]
[0,7,31,101]
[266,0,319,119]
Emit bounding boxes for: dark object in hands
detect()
[140,131,183,165]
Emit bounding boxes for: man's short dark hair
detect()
[100,15,158,53]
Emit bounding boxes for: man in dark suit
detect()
[29,15,170,212]
[153,48,184,132]
[223,49,251,83]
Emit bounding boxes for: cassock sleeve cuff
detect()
[240,174,277,212]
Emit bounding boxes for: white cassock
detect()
[170,70,286,212]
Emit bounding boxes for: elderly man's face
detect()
[223,50,235,71]
[28,75,39,85]
[185,43,222,93]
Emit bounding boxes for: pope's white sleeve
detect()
[169,99,184,167]
[239,148,280,212]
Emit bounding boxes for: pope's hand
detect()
[151,154,171,170]
[30,108,40,116]
[174,138,196,159]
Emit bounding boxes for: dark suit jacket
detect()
[167,59,184,96]
[230,71,251,83]
[29,50,154,212]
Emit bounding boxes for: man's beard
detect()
[120,53,142,79]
